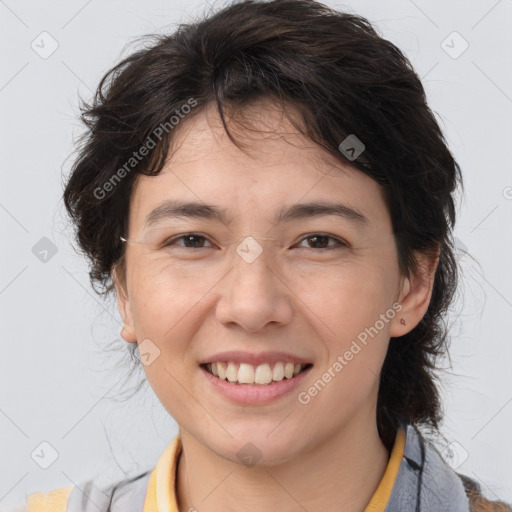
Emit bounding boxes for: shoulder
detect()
[395,422,512,512]
[24,471,152,512]
[420,427,512,512]
[458,473,512,512]
[26,486,74,512]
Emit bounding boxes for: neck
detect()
[176,411,391,512]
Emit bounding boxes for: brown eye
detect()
[163,234,214,249]
[296,234,347,250]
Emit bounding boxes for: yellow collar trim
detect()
[364,428,406,512]
[144,428,405,512]
[143,435,181,512]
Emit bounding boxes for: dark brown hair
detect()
[64,0,460,456]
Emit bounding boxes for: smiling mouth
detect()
[201,361,313,386]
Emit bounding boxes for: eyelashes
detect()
[296,234,348,250]
[162,233,349,251]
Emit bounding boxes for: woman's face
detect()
[115,100,422,464]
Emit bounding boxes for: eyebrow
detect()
[144,199,369,228]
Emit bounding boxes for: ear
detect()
[113,262,137,344]
[390,246,440,338]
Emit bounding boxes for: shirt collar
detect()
[143,426,406,512]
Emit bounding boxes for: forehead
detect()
[129,100,391,234]
[165,99,344,170]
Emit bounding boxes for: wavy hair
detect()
[64,0,460,462]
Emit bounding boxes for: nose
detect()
[215,237,293,332]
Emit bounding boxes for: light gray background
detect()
[1,0,511,509]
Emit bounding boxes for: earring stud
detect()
[400,318,406,326]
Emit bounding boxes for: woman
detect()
[24,0,511,510]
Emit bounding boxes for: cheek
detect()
[296,260,395,338]
[128,277,201,419]
[139,355,195,430]
[295,260,395,401]
[128,262,217,338]
[297,267,393,419]
[126,281,201,404]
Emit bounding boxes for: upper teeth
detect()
[207,361,306,385]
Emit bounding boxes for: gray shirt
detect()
[63,421,471,512]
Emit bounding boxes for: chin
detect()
[208,427,309,467]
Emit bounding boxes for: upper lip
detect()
[199,350,313,366]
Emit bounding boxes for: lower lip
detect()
[200,365,313,405]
